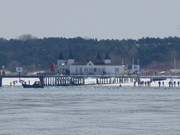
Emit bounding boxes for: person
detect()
[2,70,5,76]
[169,81,172,87]
[162,82,165,87]
[174,81,176,87]
[134,81,136,87]
[13,81,16,86]
[178,81,180,87]
[158,81,161,87]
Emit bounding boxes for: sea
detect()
[0,86,180,135]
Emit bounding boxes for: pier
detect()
[0,74,86,87]
[0,74,137,87]
[43,75,85,86]
[0,75,41,87]
[1,74,180,88]
[96,76,137,85]
[0,77,2,87]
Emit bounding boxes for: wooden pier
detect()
[96,76,135,85]
[0,74,138,87]
[42,75,138,87]
[0,75,42,87]
[1,74,180,88]
[0,77,2,87]
[43,75,85,86]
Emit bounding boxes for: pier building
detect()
[57,54,125,75]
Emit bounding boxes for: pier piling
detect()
[0,77,2,87]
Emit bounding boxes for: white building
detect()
[131,64,140,73]
[69,61,125,75]
[57,56,125,75]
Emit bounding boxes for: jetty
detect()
[1,74,180,88]
[0,74,136,87]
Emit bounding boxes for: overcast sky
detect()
[0,0,180,39]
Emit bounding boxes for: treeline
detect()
[0,36,180,71]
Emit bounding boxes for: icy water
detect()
[0,86,180,135]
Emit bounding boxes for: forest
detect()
[0,36,180,71]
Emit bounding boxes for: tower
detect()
[57,53,66,66]
[67,52,75,65]
[104,53,111,64]
[57,53,66,74]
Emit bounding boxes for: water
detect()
[0,86,180,135]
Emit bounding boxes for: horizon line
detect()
[0,34,180,41]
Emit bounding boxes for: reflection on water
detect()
[0,86,180,135]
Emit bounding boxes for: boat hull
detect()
[22,83,44,88]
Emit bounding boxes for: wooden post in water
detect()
[57,77,59,86]
[45,77,47,86]
[52,77,54,86]
[39,76,44,87]
[83,78,85,85]
[55,76,57,86]
[0,76,2,87]
[47,77,49,86]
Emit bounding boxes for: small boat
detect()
[151,77,166,82]
[22,81,44,88]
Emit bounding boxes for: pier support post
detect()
[39,76,44,87]
[0,77,2,87]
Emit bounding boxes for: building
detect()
[131,64,140,73]
[69,61,125,75]
[57,54,125,75]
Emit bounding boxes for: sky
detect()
[0,0,180,39]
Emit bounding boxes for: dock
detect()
[0,74,137,87]
[1,74,180,88]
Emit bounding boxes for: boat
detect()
[22,81,44,88]
[151,77,166,82]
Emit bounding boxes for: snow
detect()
[1,77,180,88]
[2,78,39,86]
